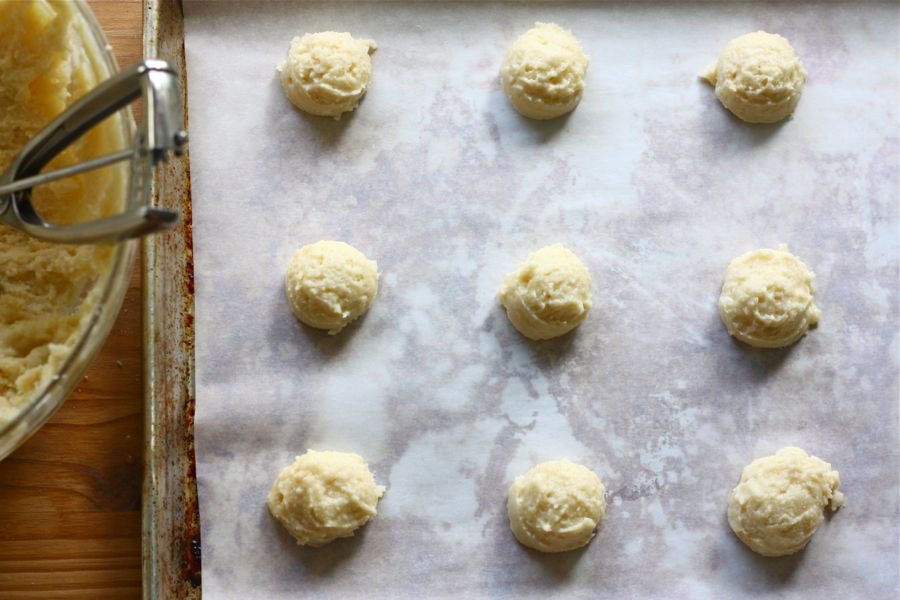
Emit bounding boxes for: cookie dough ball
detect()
[499,244,592,340]
[268,450,385,547]
[277,31,376,119]
[500,22,589,120]
[701,31,806,123]
[285,241,378,334]
[507,460,607,553]
[718,244,820,348]
[728,447,844,557]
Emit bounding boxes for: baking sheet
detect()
[184,2,900,598]
[143,1,201,597]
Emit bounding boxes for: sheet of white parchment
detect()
[185,2,899,598]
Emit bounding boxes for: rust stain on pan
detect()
[179,174,201,588]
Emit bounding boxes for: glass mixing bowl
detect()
[0,1,138,460]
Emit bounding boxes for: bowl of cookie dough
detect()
[0,0,137,459]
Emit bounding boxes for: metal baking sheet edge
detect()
[142,0,201,597]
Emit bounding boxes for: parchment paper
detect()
[184,2,900,598]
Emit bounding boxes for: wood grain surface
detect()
[0,2,145,598]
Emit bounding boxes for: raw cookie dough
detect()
[701,31,806,123]
[500,22,589,120]
[728,447,844,557]
[1,0,126,427]
[499,244,592,340]
[277,31,376,119]
[507,460,607,553]
[285,240,378,334]
[718,244,820,348]
[267,450,385,547]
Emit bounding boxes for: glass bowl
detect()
[0,0,138,460]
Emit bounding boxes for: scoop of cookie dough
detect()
[499,244,592,340]
[277,31,376,119]
[507,460,607,552]
[718,244,820,348]
[701,31,806,123]
[728,447,844,557]
[500,22,589,120]
[285,240,378,334]
[268,450,385,547]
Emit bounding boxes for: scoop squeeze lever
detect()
[0,60,186,244]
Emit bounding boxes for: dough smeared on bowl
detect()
[277,31,376,119]
[507,460,607,552]
[701,31,806,123]
[728,447,844,557]
[0,0,126,428]
[499,244,592,340]
[268,450,385,547]
[285,240,379,334]
[718,244,819,348]
[500,22,589,120]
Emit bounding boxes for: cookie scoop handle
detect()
[0,60,186,244]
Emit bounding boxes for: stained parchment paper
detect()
[184,2,899,598]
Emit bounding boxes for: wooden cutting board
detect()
[0,2,145,598]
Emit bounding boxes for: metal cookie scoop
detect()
[0,59,186,244]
